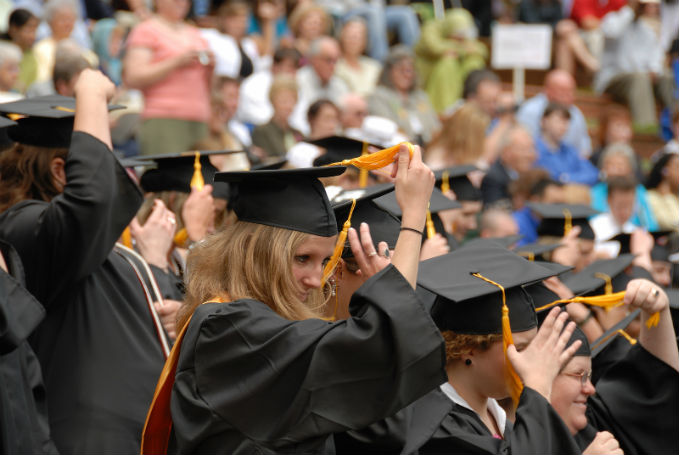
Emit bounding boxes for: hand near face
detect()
[419,234,450,261]
[347,223,391,280]
[507,308,581,401]
[130,199,176,269]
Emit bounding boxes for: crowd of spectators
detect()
[0,0,676,237]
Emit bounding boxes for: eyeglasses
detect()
[562,370,592,386]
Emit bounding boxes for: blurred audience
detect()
[3,8,38,93]
[335,18,381,97]
[287,98,340,168]
[645,150,679,231]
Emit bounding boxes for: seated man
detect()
[535,103,599,186]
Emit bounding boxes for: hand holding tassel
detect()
[623,279,667,328]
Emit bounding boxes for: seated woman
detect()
[547,279,678,454]
[141,145,449,454]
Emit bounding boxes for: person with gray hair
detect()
[367,45,439,145]
[33,0,97,84]
[288,36,349,135]
[0,41,23,102]
[590,142,659,230]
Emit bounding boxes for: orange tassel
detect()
[190,152,204,190]
[645,311,660,329]
[321,199,357,290]
[562,208,572,236]
[121,226,133,249]
[358,142,369,188]
[174,228,189,248]
[472,272,523,406]
[593,273,613,296]
[325,142,414,170]
[591,328,637,351]
[440,170,450,194]
[425,208,436,239]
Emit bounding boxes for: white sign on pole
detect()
[491,24,553,70]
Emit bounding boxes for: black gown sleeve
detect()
[0,132,143,305]
[586,344,679,455]
[175,265,446,451]
[149,265,184,301]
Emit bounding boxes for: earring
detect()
[465,359,472,366]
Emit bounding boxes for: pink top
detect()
[127,18,211,122]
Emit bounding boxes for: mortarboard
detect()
[0,95,122,148]
[434,165,481,202]
[332,184,400,258]
[251,159,287,171]
[606,231,674,262]
[591,309,641,358]
[373,187,462,218]
[561,254,635,296]
[530,203,598,240]
[214,167,345,237]
[137,150,244,199]
[513,242,562,262]
[310,136,378,167]
[418,243,557,334]
[0,116,17,150]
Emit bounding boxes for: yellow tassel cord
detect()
[190,151,204,190]
[591,329,637,352]
[173,228,189,248]
[325,142,414,170]
[321,199,357,289]
[563,208,572,236]
[358,142,369,188]
[426,207,436,239]
[593,273,613,296]
[471,273,523,406]
[534,291,660,329]
[519,252,535,262]
[440,170,451,194]
[121,226,133,249]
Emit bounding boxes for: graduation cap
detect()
[418,244,557,335]
[606,231,674,261]
[513,242,562,262]
[561,254,635,296]
[530,203,598,240]
[214,166,345,237]
[332,184,400,258]
[310,135,377,167]
[251,159,287,171]
[373,187,462,219]
[0,116,17,150]
[591,309,641,358]
[0,94,123,148]
[137,150,243,200]
[434,165,481,201]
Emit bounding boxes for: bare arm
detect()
[73,69,115,149]
[390,145,435,288]
[626,279,679,372]
[123,47,196,90]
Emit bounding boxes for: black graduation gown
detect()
[0,132,166,454]
[171,265,447,454]
[336,387,581,455]
[576,344,679,454]
[0,240,57,454]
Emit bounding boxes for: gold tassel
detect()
[593,272,613,296]
[518,252,535,262]
[190,152,204,190]
[321,199,357,289]
[441,170,451,194]
[358,142,369,188]
[645,311,660,329]
[535,292,661,330]
[325,142,414,170]
[173,228,189,248]
[472,272,523,406]
[426,207,436,239]
[592,328,637,351]
[562,208,572,236]
[121,226,133,249]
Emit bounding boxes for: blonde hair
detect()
[178,221,332,330]
[288,4,330,38]
[427,103,490,165]
[441,330,501,363]
[269,74,298,104]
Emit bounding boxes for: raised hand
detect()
[130,199,176,269]
[348,223,391,280]
[182,185,215,243]
[419,234,450,261]
[507,308,582,400]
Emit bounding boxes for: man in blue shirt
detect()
[535,103,600,186]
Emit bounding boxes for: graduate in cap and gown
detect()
[0,71,171,453]
[535,279,679,454]
[336,244,585,454]
[141,145,448,454]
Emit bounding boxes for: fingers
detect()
[348,227,368,271]
[409,144,422,167]
[377,241,390,258]
[129,217,141,236]
[534,307,561,344]
[505,344,519,366]
[395,144,410,180]
[359,222,376,256]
